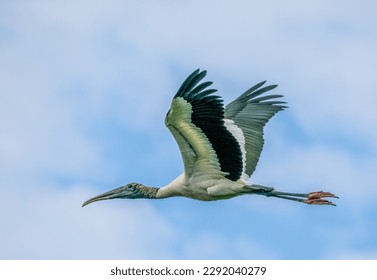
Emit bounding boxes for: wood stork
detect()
[82,69,338,207]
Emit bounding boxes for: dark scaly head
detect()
[82,182,158,207]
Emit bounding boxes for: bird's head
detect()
[82,182,148,207]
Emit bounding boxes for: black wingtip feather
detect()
[190,81,213,95]
[251,94,285,103]
[175,69,208,98]
[242,81,267,97]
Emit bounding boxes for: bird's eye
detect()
[127,183,139,190]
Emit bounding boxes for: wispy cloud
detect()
[1,182,177,259]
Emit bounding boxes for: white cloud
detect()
[181,231,278,259]
[0,182,177,259]
[325,249,377,260]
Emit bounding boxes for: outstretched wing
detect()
[225,82,287,178]
[165,69,243,181]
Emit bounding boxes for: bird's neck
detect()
[138,185,159,199]
[155,174,185,198]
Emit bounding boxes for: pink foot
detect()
[305,191,339,206]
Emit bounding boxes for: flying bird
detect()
[83,69,338,207]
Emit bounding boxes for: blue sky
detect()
[1,0,376,259]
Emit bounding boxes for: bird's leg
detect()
[243,184,338,206]
[267,190,338,205]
